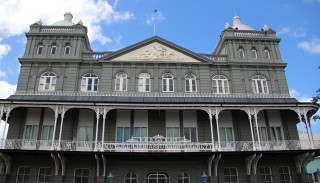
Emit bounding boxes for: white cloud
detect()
[0,71,6,77]
[0,43,11,60]
[304,0,320,3]
[289,88,312,102]
[277,26,306,38]
[146,10,165,25]
[0,0,134,45]
[298,38,320,54]
[0,81,16,99]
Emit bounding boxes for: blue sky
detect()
[0,0,319,133]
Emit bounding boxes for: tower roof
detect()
[231,16,254,30]
[52,12,75,26]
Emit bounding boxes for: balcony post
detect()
[58,108,66,149]
[101,108,110,146]
[52,107,59,149]
[2,106,11,139]
[253,110,261,148]
[246,109,255,150]
[206,109,214,149]
[212,109,221,149]
[303,108,314,148]
[95,108,101,151]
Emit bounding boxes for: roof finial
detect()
[153,9,157,36]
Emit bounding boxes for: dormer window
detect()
[37,44,43,55]
[251,48,257,59]
[239,47,245,59]
[65,44,71,55]
[264,48,270,59]
[51,44,57,55]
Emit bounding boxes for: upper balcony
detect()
[0,135,318,153]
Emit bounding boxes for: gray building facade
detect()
[0,13,319,183]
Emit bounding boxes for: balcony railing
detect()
[13,90,291,98]
[0,136,318,153]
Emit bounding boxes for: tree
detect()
[311,66,320,121]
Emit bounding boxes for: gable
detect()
[110,41,201,62]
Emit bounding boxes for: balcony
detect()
[0,135,318,153]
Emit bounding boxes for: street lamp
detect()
[201,171,208,182]
[107,171,114,183]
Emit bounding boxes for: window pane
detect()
[134,127,140,137]
[141,127,148,137]
[190,127,197,142]
[32,126,39,140]
[124,127,130,142]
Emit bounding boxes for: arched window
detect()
[239,47,245,59]
[37,43,43,55]
[81,73,99,92]
[252,75,269,94]
[38,71,57,91]
[185,74,197,92]
[51,44,57,55]
[178,171,190,183]
[138,73,150,92]
[65,43,71,55]
[251,48,257,59]
[264,48,270,59]
[124,171,138,183]
[212,75,229,94]
[115,73,127,91]
[145,171,170,183]
[162,73,174,92]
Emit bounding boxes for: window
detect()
[38,71,57,91]
[117,127,130,143]
[145,171,170,183]
[51,44,57,55]
[252,75,269,94]
[184,127,197,142]
[74,169,89,183]
[162,73,174,92]
[138,73,150,92]
[81,73,99,92]
[270,127,283,141]
[41,125,54,140]
[185,74,197,92]
[279,167,292,183]
[16,166,30,183]
[115,73,127,91]
[166,127,180,138]
[134,127,148,139]
[260,167,273,183]
[254,127,268,141]
[219,127,234,142]
[264,48,270,59]
[25,125,39,140]
[65,44,71,55]
[125,171,138,183]
[78,127,93,142]
[37,44,43,55]
[212,75,229,94]
[38,167,51,183]
[239,47,245,58]
[224,168,239,183]
[252,48,257,59]
[178,171,190,183]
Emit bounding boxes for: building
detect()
[0,13,319,183]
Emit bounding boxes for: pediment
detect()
[106,37,208,63]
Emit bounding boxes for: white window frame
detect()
[16,166,30,183]
[81,73,99,92]
[38,71,57,91]
[115,73,128,91]
[124,171,138,183]
[177,171,190,183]
[145,171,170,183]
[252,48,257,59]
[183,127,198,142]
[51,44,57,55]
[264,48,270,59]
[270,126,284,141]
[224,167,239,183]
[65,44,71,55]
[252,75,269,94]
[239,47,245,58]
[185,73,197,92]
[138,73,150,92]
[212,75,229,94]
[260,167,273,183]
[37,167,51,183]
[279,167,292,183]
[37,44,43,55]
[74,169,89,183]
[162,73,174,92]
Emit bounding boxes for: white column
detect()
[2,112,10,139]
[95,109,100,150]
[247,113,255,150]
[253,111,261,147]
[208,110,214,143]
[303,112,314,148]
[51,108,59,148]
[58,110,65,148]
[214,109,221,148]
[101,109,108,145]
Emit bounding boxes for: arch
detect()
[185,73,197,92]
[138,72,151,92]
[37,43,44,55]
[177,171,191,183]
[81,73,99,92]
[251,75,269,94]
[162,73,174,92]
[124,171,138,183]
[238,46,245,58]
[50,43,57,55]
[263,47,271,59]
[212,75,229,94]
[64,43,71,55]
[115,72,128,91]
[145,171,170,183]
[38,71,57,91]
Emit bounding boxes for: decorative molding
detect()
[138,45,182,60]
[0,152,12,175]
[51,153,60,175]
[252,154,262,175]
[294,153,309,174]
[245,154,256,175]
[207,154,215,176]
[95,154,100,177]
[302,152,315,174]
[58,154,66,176]
[102,155,107,177]
[213,154,221,177]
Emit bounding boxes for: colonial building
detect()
[0,13,319,183]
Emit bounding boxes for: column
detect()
[58,109,66,149]
[51,107,59,149]
[101,108,109,145]
[2,111,10,139]
[253,110,261,147]
[207,109,214,144]
[247,110,255,150]
[95,108,100,151]
[213,109,221,149]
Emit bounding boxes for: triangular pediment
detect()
[101,36,210,63]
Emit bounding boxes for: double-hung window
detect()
[51,44,57,55]
[184,127,197,142]
[65,44,71,55]
[74,169,89,183]
[185,74,197,92]
[252,48,257,59]
[239,47,245,58]
[41,125,54,141]
[37,167,51,183]
[38,71,57,91]
[224,168,239,183]
[37,44,43,55]
[178,172,190,183]
[138,73,150,92]
[212,75,229,94]
[254,127,268,141]
[260,167,273,183]
[16,166,30,183]
[162,73,174,92]
[279,167,292,183]
[81,73,99,92]
[115,73,127,91]
[125,172,138,183]
[252,75,269,94]
[117,127,130,143]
